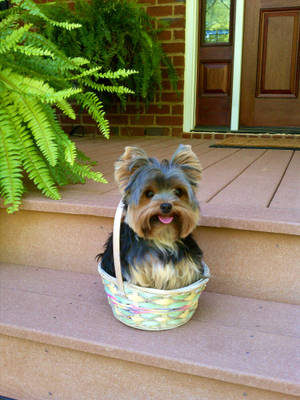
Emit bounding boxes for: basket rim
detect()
[98,261,210,295]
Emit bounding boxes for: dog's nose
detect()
[160,203,172,214]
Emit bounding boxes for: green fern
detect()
[11,92,59,167]
[0,0,133,213]
[0,23,32,53]
[7,105,61,200]
[76,92,110,139]
[0,107,24,213]
[13,0,82,30]
[38,0,178,107]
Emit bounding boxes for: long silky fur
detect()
[97,222,204,290]
[97,144,204,290]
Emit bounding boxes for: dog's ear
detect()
[171,144,202,185]
[114,146,149,192]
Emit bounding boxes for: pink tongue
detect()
[158,215,174,224]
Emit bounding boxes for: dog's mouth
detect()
[151,215,175,225]
[158,215,174,224]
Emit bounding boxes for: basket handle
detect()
[113,198,126,295]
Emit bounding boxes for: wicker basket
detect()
[98,200,210,331]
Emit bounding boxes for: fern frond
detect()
[0,57,65,90]
[0,68,53,98]
[0,24,32,54]
[0,12,21,30]
[51,87,82,102]
[72,161,107,184]
[96,69,138,80]
[15,44,54,58]
[12,0,82,30]
[162,55,178,91]
[41,104,77,166]
[46,140,85,186]
[22,30,79,72]
[80,77,134,95]
[55,99,76,119]
[12,93,58,166]
[141,31,153,49]
[1,68,78,124]
[47,162,71,186]
[0,68,81,104]
[4,104,61,200]
[76,92,110,138]
[68,66,102,81]
[0,106,24,213]
[69,57,90,67]
[60,135,77,166]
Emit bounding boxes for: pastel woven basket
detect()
[98,200,210,331]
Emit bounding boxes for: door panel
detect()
[240,0,300,128]
[257,9,299,97]
[196,0,235,127]
[201,61,231,96]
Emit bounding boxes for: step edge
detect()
[1,199,300,236]
[1,322,299,397]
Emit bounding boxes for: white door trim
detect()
[183,0,245,133]
[183,0,199,133]
[230,0,245,131]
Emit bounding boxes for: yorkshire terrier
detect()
[97,144,205,290]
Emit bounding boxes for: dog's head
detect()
[114,145,202,243]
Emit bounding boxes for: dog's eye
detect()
[145,190,154,198]
[175,188,183,197]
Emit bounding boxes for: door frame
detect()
[183,0,245,132]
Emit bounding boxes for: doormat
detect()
[210,136,300,150]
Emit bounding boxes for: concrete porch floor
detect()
[19,136,300,235]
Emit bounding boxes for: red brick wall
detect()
[60,0,186,138]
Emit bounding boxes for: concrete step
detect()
[0,207,299,304]
[1,263,299,400]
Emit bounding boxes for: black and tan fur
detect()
[97,144,205,290]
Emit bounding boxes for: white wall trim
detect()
[183,0,245,133]
[230,0,245,131]
[183,0,199,133]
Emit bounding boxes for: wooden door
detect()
[196,0,235,128]
[240,0,300,128]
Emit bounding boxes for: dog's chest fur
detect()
[100,222,204,290]
[127,255,202,290]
